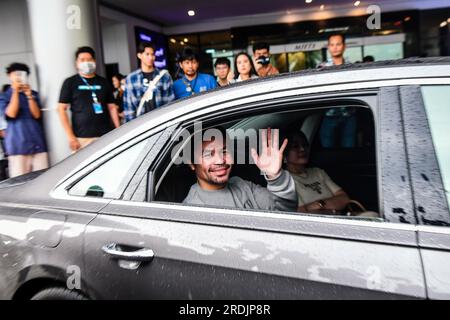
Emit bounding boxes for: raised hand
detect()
[251,128,288,180]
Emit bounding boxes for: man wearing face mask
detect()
[58,46,120,152]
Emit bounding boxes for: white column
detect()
[27,0,104,164]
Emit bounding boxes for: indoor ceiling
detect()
[100,0,400,26]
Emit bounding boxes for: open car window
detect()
[152,104,381,221]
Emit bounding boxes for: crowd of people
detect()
[0,33,375,179]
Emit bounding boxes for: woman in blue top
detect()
[0,63,48,178]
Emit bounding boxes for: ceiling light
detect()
[180,41,185,45]
[305,0,313,3]
[404,16,411,22]
[354,1,361,6]
[170,38,176,44]
[440,21,448,28]
[184,38,189,43]
[188,10,195,16]
[320,4,325,10]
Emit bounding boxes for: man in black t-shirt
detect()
[58,46,120,152]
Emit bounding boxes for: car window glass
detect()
[421,85,450,210]
[154,106,381,221]
[69,140,147,199]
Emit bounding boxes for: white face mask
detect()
[78,61,96,75]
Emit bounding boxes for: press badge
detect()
[92,102,103,114]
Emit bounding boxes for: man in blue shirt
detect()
[174,47,217,100]
[0,63,48,177]
[123,42,175,122]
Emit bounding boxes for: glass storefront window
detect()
[287,50,322,72]
[272,53,288,73]
[288,52,307,72]
[363,43,404,61]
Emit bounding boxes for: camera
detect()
[256,56,270,65]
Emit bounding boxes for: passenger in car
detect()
[183,128,298,212]
[284,130,351,214]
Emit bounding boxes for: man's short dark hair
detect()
[327,33,346,44]
[6,62,30,75]
[214,57,230,68]
[253,42,270,53]
[178,47,199,63]
[75,46,96,60]
[363,55,375,63]
[137,41,156,54]
[112,73,125,81]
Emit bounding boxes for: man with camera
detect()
[252,42,279,78]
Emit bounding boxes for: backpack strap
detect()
[136,69,168,116]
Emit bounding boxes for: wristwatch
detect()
[317,200,326,209]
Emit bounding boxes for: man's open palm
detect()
[251,128,288,180]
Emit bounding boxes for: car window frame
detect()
[102,86,426,247]
[51,128,170,202]
[401,85,450,226]
[143,91,386,218]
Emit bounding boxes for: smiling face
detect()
[236,54,252,77]
[190,137,233,190]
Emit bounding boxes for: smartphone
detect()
[14,71,28,84]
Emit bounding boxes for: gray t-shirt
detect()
[183,170,298,212]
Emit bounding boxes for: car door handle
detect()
[102,243,155,262]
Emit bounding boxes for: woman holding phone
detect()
[0,62,48,178]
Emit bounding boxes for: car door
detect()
[403,85,450,299]
[82,87,426,299]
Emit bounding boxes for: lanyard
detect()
[181,75,198,95]
[80,76,99,103]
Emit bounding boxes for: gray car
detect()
[1,57,449,300]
